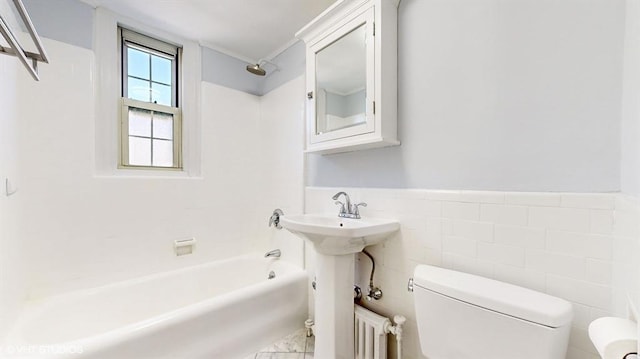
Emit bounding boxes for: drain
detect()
[268,270,276,279]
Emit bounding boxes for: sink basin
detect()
[280,214,400,255]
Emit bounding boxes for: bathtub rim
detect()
[3,253,307,354]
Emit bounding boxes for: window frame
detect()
[118,27,183,170]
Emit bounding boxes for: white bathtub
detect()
[2,254,308,359]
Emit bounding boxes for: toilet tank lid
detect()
[413,265,573,328]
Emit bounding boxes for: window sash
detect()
[120,27,180,107]
[120,28,179,56]
[120,98,182,170]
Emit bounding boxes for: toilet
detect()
[412,265,573,359]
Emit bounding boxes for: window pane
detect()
[153,112,173,140]
[151,56,172,85]
[151,82,172,106]
[129,108,151,137]
[153,139,173,167]
[129,137,151,166]
[128,77,151,102]
[127,47,150,80]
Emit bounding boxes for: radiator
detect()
[354,304,405,359]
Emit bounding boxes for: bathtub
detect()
[2,254,308,359]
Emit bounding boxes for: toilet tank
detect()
[413,265,573,359]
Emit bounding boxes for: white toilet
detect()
[412,265,573,359]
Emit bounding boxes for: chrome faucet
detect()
[332,191,367,219]
[265,249,281,258]
[332,191,351,216]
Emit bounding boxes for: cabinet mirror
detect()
[315,23,367,135]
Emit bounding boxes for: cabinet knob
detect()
[307,91,313,99]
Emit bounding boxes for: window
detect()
[119,27,182,169]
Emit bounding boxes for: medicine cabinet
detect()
[296,0,399,154]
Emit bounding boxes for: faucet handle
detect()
[352,202,367,217]
[334,201,346,214]
[269,209,284,229]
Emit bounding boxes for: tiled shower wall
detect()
[9,37,305,302]
[305,187,640,359]
[0,50,25,338]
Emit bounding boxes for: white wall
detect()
[6,37,304,301]
[0,2,26,336]
[611,196,640,320]
[0,53,27,338]
[305,188,632,359]
[15,38,251,297]
[308,0,626,192]
[251,76,307,266]
[618,0,640,350]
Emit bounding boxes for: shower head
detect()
[246,63,266,76]
[246,59,279,76]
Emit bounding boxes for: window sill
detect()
[93,168,203,180]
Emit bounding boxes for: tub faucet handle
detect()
[265,249,281,258]
[269,209,284,229]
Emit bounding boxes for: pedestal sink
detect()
[280,214,399,359]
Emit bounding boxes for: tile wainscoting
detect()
[304,187,639,359]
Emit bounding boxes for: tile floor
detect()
[244,329,315,359]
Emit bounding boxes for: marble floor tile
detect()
[248,328,315,359]
[258,328,308,353]
[255,353,305,359]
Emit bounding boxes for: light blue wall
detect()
[260,40,305,95]
[19,0,301,97]
[17,0,627,192]
[308,0,625,192]
[22,0,93,50]
[201,41,305,96]
[201,47,263,95]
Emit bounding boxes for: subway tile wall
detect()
[304,187,640,359]
[10,38,306,302]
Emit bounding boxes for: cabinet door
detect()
[307,7,375,145]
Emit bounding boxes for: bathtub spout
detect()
[265,249,281,258]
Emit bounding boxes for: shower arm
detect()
[258,58,280,71]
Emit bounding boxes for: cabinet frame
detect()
[297,0,399,155]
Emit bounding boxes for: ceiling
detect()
[80,0,335,63]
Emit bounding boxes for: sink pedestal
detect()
[278,214,400,359]
[314,252,355,359]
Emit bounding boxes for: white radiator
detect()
[354,304,406,359]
